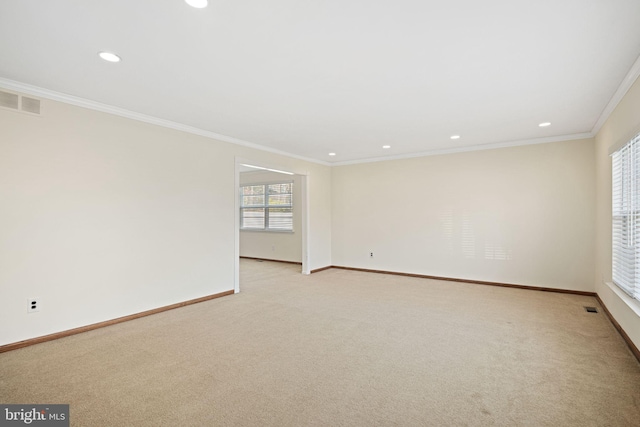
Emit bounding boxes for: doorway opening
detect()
[234,157,310,293]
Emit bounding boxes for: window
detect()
[612,132,640,301]
[240,182,293,231]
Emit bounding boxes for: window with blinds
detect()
[240,182,293,231]
[612,132,640,301]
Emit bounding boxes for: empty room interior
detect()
[1,1,640,425]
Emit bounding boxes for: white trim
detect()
[6,58,640,167]
[608,127,640,156]
[592,54,640,135]
[0,78,330,167]
[234,161,240,294]
[240,229,294,234]
[234,157,311,284]
[300,174,310,275]
[330,133,593,166]
[605,281,640,318]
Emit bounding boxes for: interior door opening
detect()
[234,158,309,293]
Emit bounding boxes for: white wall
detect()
[332,139,596,292]
[0,93,332,346]
[595,75,640,350]
[239,171,302,263]
[11,79,635,348]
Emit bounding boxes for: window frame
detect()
[612,132,640,302]
[239,181,294,232]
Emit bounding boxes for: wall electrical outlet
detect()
[370,252,374,258]
[27,298,40,313]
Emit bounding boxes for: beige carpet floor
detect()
[1,259,639,426]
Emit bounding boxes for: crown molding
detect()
[3,74,626,168]
[591,54,640,135]
[0,78,331,167]
[330,132,594,166]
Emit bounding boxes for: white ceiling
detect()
[1,0,640,164]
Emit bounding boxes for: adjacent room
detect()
[1,1,640,425]
[239,167,305,269]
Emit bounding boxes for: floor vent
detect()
[584,306,598,313]
[0,90,41,115]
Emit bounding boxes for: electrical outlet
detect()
[272,245,276,252]
[27,298,40,313]
[370,252,374,258]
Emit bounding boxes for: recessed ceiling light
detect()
[185,0,208,8]
[329,152,336,156]
[98,52,121,63]
[382,145,391,149]
[450,135,460,140]
[539,122,551,127]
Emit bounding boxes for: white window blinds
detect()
[612,132,640,300]
[240,182,293,231]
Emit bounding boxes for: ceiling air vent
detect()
[21,96,41,115]
[0,90,19,110]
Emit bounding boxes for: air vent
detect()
[21,96,41,114]
[0,90,19,110]
[584,306,598,313]
[0,90,42,115]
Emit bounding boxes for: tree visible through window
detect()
[240,182,293,231]
[612,132,640,301]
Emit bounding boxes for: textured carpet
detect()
[1,259,639,426]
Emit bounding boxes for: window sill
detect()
[605,281,640,318]
[240,229,294,234]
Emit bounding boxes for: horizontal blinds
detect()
[241,208,265,229]
[268,207,293,230]
[612,133,640,300]
[266,183,292,229]
[240,182,293,231]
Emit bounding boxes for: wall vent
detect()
[0,90,41,115]
[584,306,598,313]
[0,90,19,110]
[21,96,41,114]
